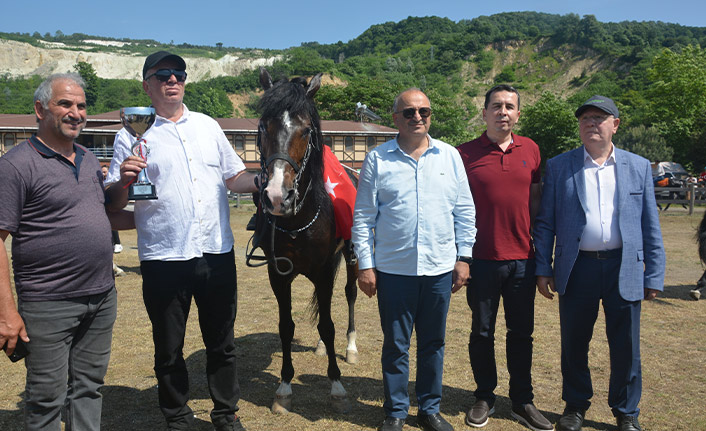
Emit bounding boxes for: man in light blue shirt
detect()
[352,88,476,431]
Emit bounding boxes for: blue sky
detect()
[3,1,704,50]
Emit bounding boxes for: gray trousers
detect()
[18,288,117,431]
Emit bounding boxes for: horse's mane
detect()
[258,76,326,193]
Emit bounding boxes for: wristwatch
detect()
[456,256,473,265]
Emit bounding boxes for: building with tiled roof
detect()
[0,111,397,170]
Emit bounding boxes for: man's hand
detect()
[118,155,147,188]
[452,261,470,293]
[0,305,28,357]
[644,288,659,301]
[357,268,377,298]
[536,275,556,300]
[0,230,28,357]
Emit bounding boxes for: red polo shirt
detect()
[458,132,541,260]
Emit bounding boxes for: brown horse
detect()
[251,68,358,413]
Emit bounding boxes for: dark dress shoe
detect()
[556,406,585,431]
[617,414,642,431]
[380,416,405,431]
[417,413,454,431]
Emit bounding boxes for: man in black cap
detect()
[533,95,665,431]
[106,51,259,431]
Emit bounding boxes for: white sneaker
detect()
[113,244,123,253]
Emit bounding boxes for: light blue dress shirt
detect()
[352,136,476,276]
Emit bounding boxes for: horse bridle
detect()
[247,120,320,275]
[256,120,317,216]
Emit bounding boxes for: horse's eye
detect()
[302,128,312,137]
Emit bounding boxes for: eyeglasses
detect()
[145,69,187,83]
[579,115,611,125]
[395,107,432,119]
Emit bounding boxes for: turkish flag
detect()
[322,145,357,240]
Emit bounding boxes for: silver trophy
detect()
[120,107,157,200]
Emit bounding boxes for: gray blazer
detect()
[534,146,665,301]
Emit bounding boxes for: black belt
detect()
[579,249,622,259]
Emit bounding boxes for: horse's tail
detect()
[698,210,706,264]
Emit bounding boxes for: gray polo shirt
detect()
[0,136,114,301]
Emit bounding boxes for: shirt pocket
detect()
[199,141,221,167]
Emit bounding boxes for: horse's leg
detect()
[313,268,350,413]
[271,275,295,414]
[315,255,358,364]
[691,270,706,300]
[343,247,359,364]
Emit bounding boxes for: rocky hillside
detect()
[0,39,280,81]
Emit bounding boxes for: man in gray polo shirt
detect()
[0,73,129,430]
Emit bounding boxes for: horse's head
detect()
[257,68,323,216]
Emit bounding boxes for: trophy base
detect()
[129,183,158,200]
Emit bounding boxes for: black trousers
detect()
[141,250,240,429]
[467,258,536,406]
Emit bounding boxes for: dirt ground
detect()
[1,206,704,431]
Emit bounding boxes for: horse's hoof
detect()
[330,395,351,414]
[315,340,327,356]
[345,349,358,364]
[271,395,291,414]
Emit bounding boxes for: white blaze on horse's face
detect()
[264,110,307,216]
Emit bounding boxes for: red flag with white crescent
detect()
[322,145,357,240]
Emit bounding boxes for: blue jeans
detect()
[377,271,452,418]
[467,259,536,406]
[18,288,117,431]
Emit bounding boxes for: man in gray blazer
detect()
[534,96,665,431]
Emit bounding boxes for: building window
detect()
[3,133,16,153]
[323,136,332,148]
[344,136,354,151]
[233,135,245,151]
[367,136,377,149]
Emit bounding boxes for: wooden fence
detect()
[654,183,705,214]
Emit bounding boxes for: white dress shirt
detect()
[579,145,622,251]
[107,105,245,261]
[352,135,476,276]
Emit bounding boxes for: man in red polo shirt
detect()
[458,85,552,431]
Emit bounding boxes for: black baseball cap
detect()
[575,95,620,118]
[142,51,186,79]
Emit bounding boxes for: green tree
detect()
[613,125,673,162]
[184,86,232,118]
[519,92,581,163]
[645,45,706,169]
[73,61,99,109]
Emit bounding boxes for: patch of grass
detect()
[1,208,705,430]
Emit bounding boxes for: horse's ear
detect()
[260,67,273,90]
[306,73,323,98]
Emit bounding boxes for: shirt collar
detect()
[155,104,190,124]
[480,131,518,149]
[28,135,85,159]
[583,143,617,166]
[27,135,86,180]
[390,134,437,153]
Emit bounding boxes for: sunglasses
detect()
[396,107,432,119]
[145,69,188,83]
